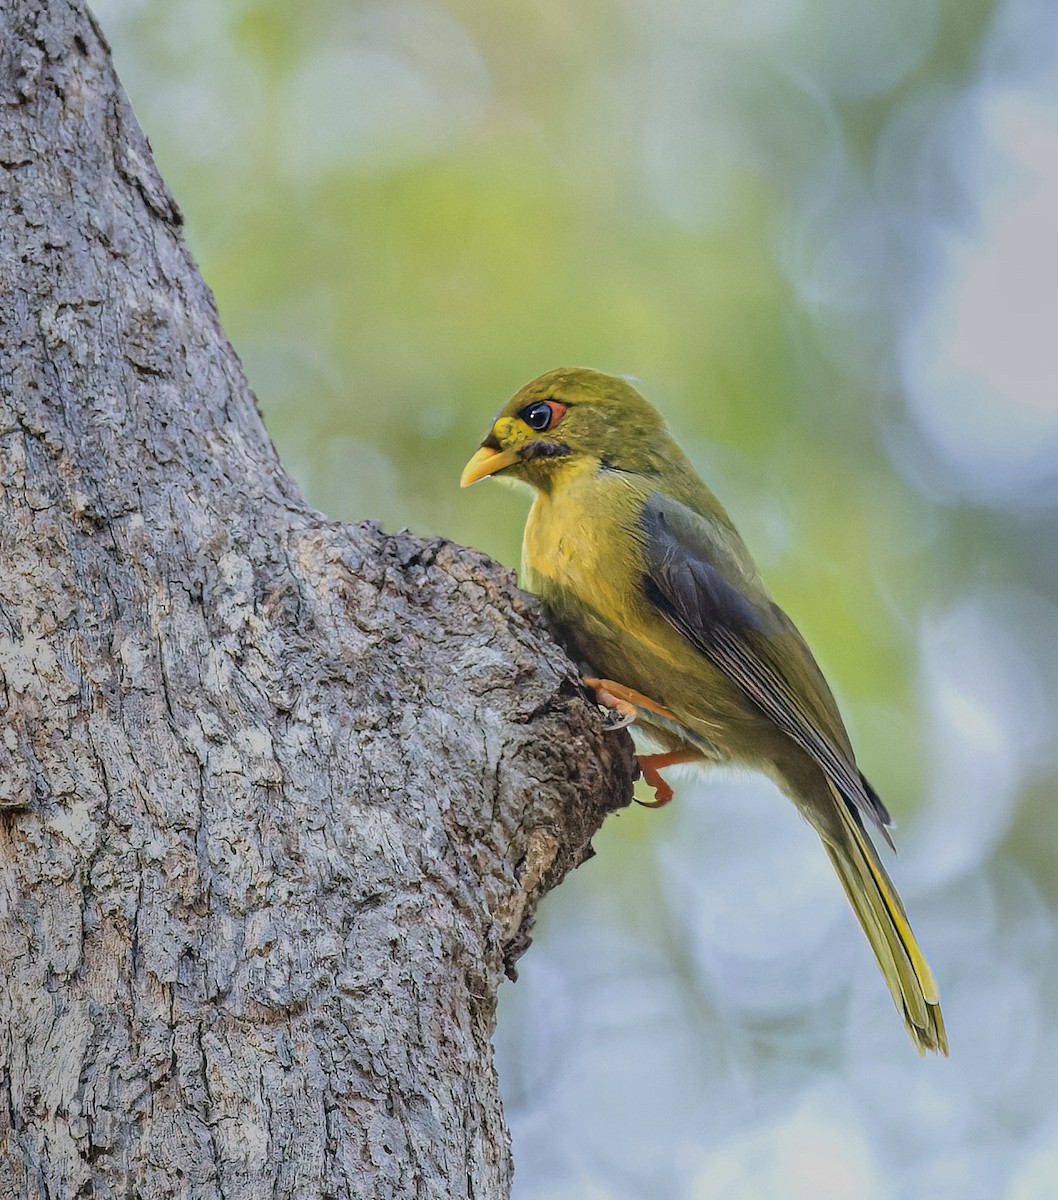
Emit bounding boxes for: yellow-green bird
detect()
[461,366,947,1055]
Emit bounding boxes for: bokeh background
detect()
[93,0,1058,1195]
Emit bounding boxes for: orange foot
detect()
[582,678,702,808]
[634,750,704,808]
[583,677,638,729]
[583,676,681,727]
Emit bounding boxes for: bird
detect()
[461,366,947,1055]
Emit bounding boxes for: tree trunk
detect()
[0,3,634,1196]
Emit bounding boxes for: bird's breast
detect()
[521,477,682,680]
[521,474,760,756]
[522,479,641,621]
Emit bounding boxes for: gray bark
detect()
[0,3,634,1197]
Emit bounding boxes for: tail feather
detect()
[823,792,948,1055]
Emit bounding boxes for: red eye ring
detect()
[519,400,568,433]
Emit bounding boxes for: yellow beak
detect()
[460,445,523,487]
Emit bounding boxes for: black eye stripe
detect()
[526,439,571,460]
[519,401,553,432]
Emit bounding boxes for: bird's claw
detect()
[583,676,692,806]
[583,676,639,730]
[634,757,675,807]
[601,706,637,731]
[635,750,702,809]
[635,793,672,809]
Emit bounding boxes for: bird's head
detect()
[460,367,669,493]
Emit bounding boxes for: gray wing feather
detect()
[641,494,893,844]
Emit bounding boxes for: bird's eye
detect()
[521,402,553,431]
[519,400,566,432]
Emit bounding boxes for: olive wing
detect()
[640,492,892,843]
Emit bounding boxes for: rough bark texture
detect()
[0,3,635,1197]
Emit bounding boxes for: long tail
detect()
[823,789,948,1055]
